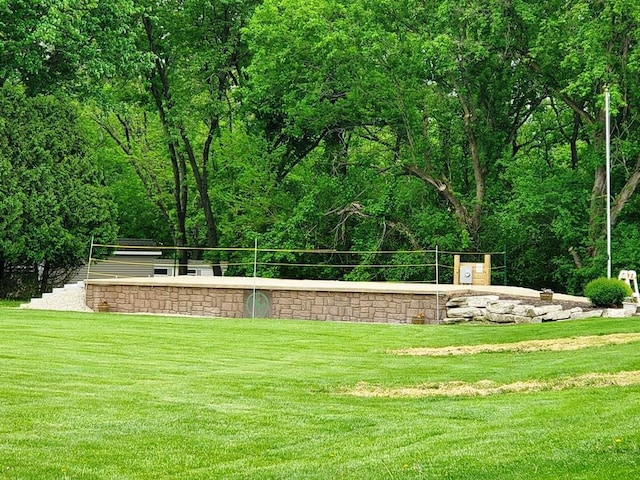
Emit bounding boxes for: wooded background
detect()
[2,0,639,296]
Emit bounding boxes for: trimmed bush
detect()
[584,277,632,308]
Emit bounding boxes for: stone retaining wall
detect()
[84,278,611,324]
[85,281,446,324]
[86,284,246,317]
[271,290,440,323]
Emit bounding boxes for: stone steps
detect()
[20,282,92,312]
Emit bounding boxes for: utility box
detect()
[459,265,473,284]
[453,254,491,286]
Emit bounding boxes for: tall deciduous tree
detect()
[516,0,640,269]
[246,0,541,248]
[94,0,259,274]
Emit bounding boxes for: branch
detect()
[386,220,422,250]
[568,246,583,269]
[611,157,640,225]
[93,115,131,156]
[402,164,471,231]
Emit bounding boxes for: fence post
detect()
[503,245,507,286]
[85,236,94,280]
[252,238,258,318]
[436,245,440,324]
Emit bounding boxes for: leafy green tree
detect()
[92,126,174,243]
[245,0,542,249]
[515,0,640,275]
[92,0,260,274]
[0,84,117,296]
[0,0,139,93]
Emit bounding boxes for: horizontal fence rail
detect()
[85,242,508,285]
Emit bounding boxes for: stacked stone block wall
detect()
[86,284,246,318]
[86,283,446,323]
[271,290,441,323]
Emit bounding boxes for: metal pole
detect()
[435,245,440,324]
[606,88,612,278]
[252,238,258,318]
[85,236,94,280]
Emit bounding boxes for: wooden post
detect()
[484,254,491,286]
[453,255,460,285]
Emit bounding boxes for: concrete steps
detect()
[20,282,93,312]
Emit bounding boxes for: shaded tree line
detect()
[2,0,640,295]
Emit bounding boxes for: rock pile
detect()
[443,295,634,325]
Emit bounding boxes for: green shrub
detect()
[584,277,632,308]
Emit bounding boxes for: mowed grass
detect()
[0,300,22,308]
[1,308,640,479]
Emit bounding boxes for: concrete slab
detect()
[84,276,591,304]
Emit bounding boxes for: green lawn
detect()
[1,308,639,479]
[0,300,22,308]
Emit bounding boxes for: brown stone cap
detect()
[83,276,589,302]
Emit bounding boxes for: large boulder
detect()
[442,317,466,325]
[446,295,499,308]
[603,308,633,318]
[485,311,516,324]
[541,310,572,322]
[513,304,563,317]
[514,315,543,324]
[571,310,603,319]
[447,307,485,318]
[486,301,521,314]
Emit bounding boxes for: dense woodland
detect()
[1,0,640,296]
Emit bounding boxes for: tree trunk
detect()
[38,261,50,295]
[611,159,640,226]
[588,164,607,255]
[144,15,191,275]
[172,144,189,276]
[457,90,486,245]
[402,164,477,240]
[180,125,223,276]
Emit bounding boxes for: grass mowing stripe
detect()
[1,308,640,479]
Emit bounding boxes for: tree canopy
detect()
[0,84,117,296]
[2,0,640,295]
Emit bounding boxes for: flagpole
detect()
[605,87,612,278]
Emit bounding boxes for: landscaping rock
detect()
[603,308,633,318]
[442,317,466,325]
[531,305,563,317]
[466,295,500,307]
[445,297,466,307]
[541,310,572,322]
[514,315,542,324]
[446,295,499,308]
[513,305,536,317]
[486,301,520,314]
[571,310,603,319]
[443,294,598,325]
[485,311,516,324]
[447,307,485,318]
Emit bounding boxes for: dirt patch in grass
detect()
[393,333,640,357]
[347,371,640,398]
